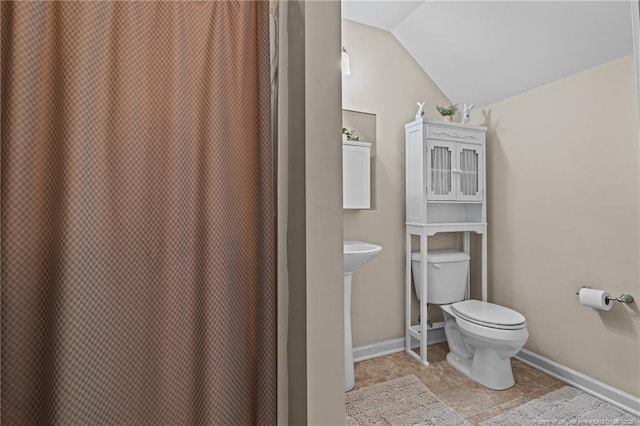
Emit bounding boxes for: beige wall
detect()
[286,1,345,425]
[471,55,640,396]
[342,19,460,347]
[285,1,307,423]
[276,0,289,423]
[304,1,345,424]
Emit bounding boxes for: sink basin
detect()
[343,241,382,275]
[343,240,382,392]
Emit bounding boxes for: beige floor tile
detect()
[431,382,504,418]
[412,361,468,391]
[466,382,566,423]
[389,346,447,366]
[352,343,567,421]
[352,355,406,391]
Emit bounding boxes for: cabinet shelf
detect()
[427,200,484,204]
[406,222,487,235]
[408,322,444,338]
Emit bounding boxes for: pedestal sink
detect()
[344,241,382,391]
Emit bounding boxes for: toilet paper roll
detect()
[579,288,613,311]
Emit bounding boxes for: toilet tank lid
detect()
[411,250,470,263]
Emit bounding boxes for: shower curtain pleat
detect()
[1,2,276,425]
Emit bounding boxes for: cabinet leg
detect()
[419,231,428,366]
[463,232,470,299]
[482,233,488,301]
[405,230,412,353]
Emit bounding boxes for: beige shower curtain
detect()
[1,1,275,424]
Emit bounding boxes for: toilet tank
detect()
[411,250,470,304]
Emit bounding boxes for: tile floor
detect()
[352,342,565,425]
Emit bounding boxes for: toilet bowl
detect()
[440,301,528,390]
[411,251,529,390]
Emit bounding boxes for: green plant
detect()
[435,104,459,116]
[342,127,359,141]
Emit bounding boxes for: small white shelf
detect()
[407,322,445,339]
[406,322,447,366]
[406,222,487,236]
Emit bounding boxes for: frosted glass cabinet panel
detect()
[426,140,456,201]
[426,141,483,202]
[456,143,483,201]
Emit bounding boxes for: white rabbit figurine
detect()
[461,103,474,125]
[415,102,425,121]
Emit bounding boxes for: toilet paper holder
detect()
[576,286,635,304]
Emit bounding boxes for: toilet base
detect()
[446,351,472,379]
[446,349,515,390]
[471,347,515,390]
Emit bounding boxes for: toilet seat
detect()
[451,300,526,330]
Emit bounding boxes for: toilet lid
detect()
[451,300,526,328]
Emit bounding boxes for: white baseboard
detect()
[516,348,640,418]
[353,328,447,362]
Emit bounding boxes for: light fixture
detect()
[342,46,351,77]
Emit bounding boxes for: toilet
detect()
[411,250,528,390]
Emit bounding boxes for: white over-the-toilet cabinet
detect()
[406,122,485,223]
[404,119,488,366]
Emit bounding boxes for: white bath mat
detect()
[480,386,639,425]
[345,375,471,425]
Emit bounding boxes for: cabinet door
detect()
[343,144,371,209]
[456,143,483,201]
[426,140,456,201]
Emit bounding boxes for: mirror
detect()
[342,109,377,209]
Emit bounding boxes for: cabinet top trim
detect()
[343,140,372,148]
[405,119,487,132]
[431,129,478,140]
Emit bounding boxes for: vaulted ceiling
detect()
[342,1,635,107]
